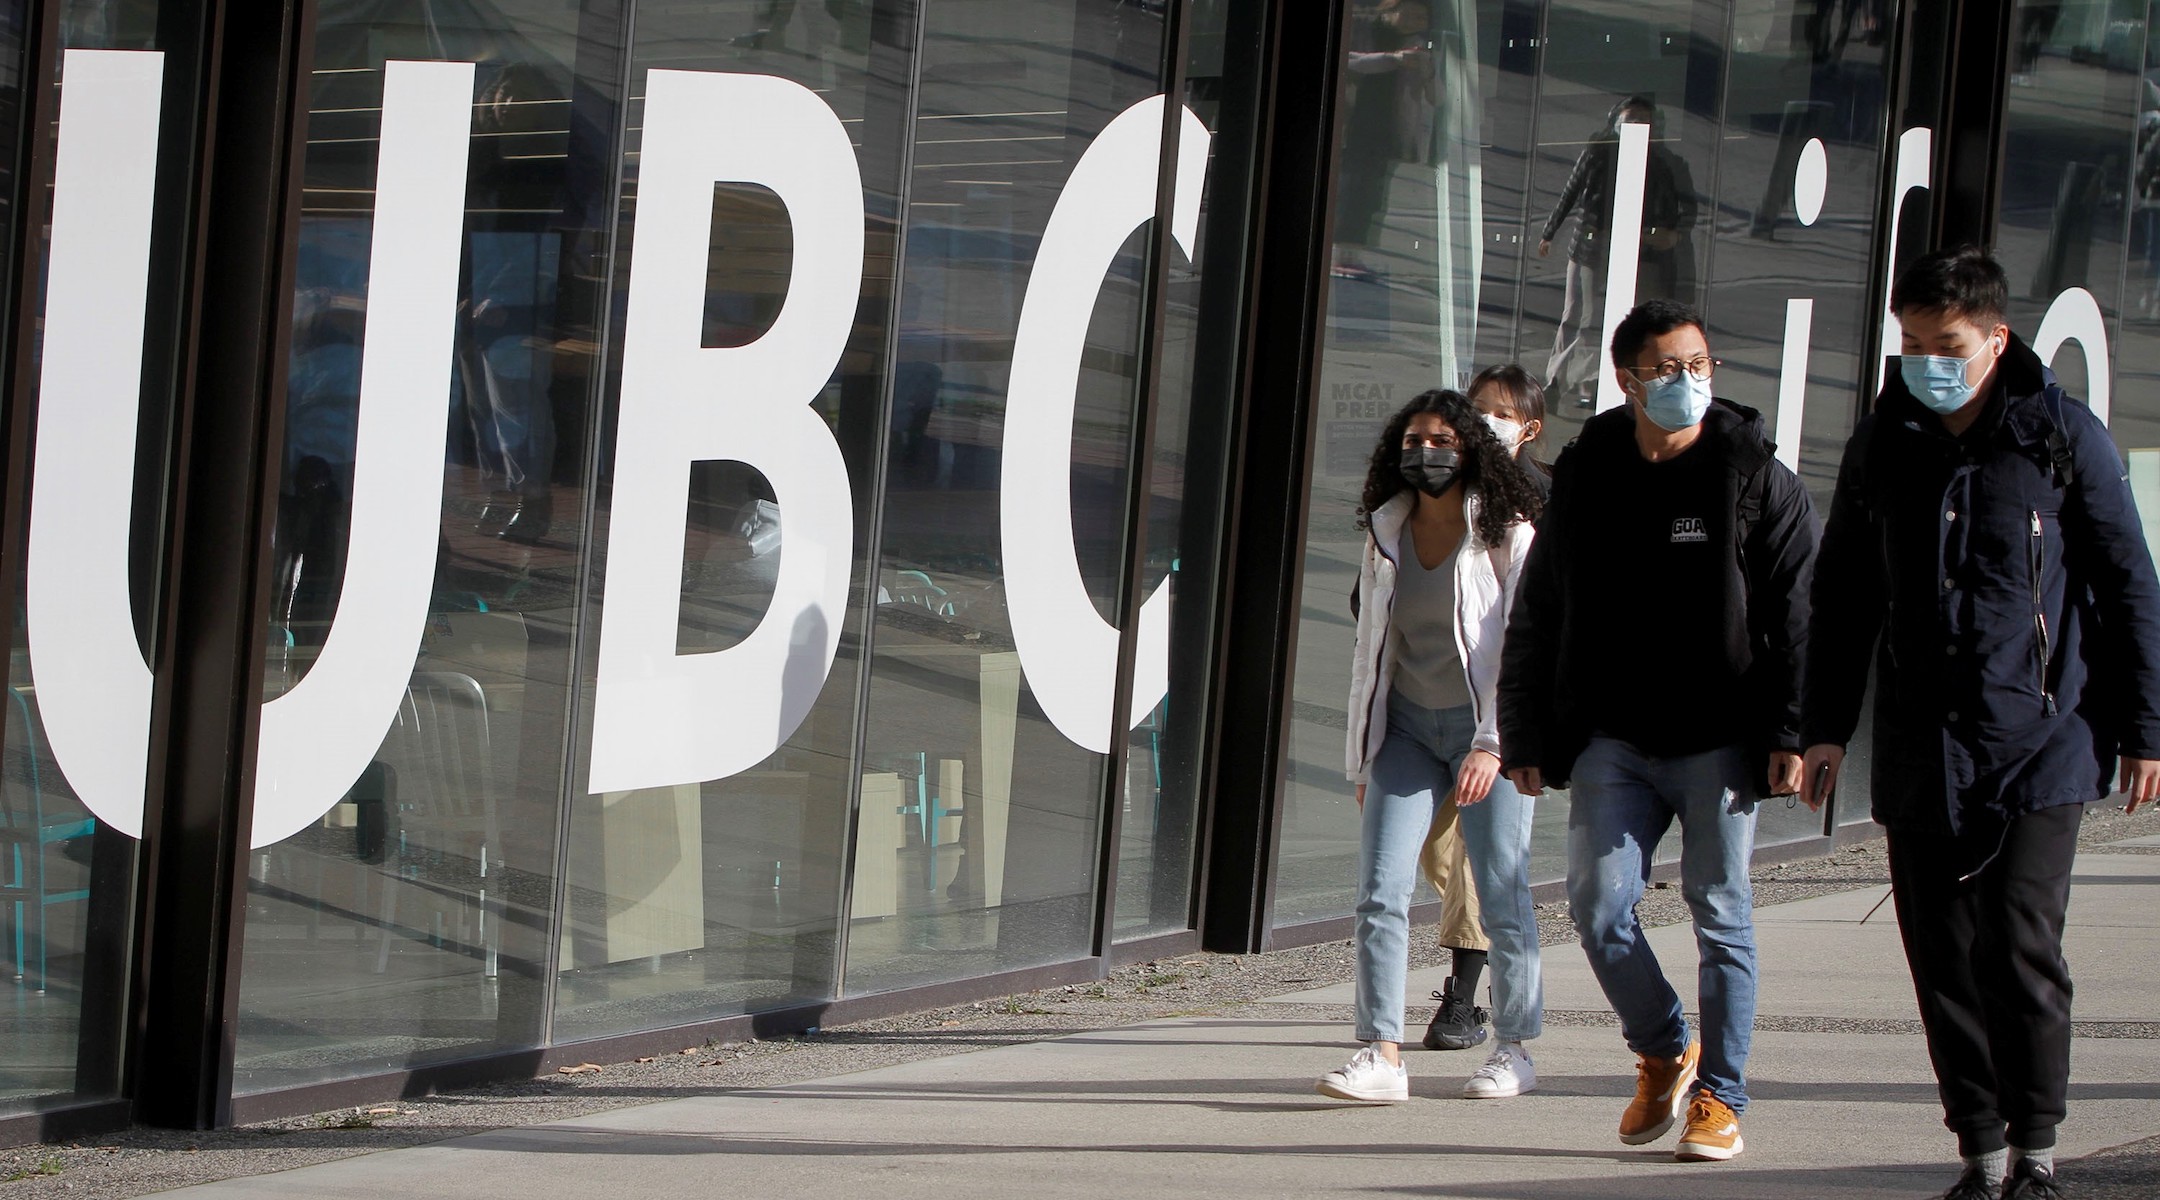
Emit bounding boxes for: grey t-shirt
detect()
[1388,527,1473,711]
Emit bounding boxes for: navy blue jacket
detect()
[1498,399,1817,795]
[1801,335,2160,840]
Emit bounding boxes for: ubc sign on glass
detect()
[27,51,1207,846]
[26,52,2112,849]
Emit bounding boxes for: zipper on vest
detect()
[2030,510,2057,716]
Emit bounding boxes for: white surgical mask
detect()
[1482,413,1525,450]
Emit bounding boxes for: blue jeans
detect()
[1357,691,1543,1045]
[1566,736,1758,1112]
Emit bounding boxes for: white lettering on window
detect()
[586,70,863,794]
[1001,95,1209,753]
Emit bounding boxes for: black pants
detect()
[1887,803,2081,1156]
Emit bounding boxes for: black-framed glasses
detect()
[1626,355,1721,384]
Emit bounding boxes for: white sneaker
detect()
[1315,1044,1409,1103]
[1462,1042,1536,1098]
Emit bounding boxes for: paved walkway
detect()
[154,844,2160,1199]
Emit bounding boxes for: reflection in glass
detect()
[551,0,908,1042]
[1709,0,1894,845]
[1112,0,1250,942]
[233,2,604,1090]
[843,0,1166,990]
[1274,0,1910,928]
[0,20,155,1116]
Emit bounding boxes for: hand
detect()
[1801,743,1844,813]
[1767,749,1804,798]
[1536,239,1552,258]
[2121,757,2160,813]
[1455,750,1501,806]
[1355,782,1366,811]
[1507,766,1543,796]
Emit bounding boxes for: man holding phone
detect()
[1802,247,2160,1200]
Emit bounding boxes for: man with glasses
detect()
[1498,298,1817,1163]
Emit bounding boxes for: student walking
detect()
[1416,365,1551,1053]
[1801,247,2160,1200]
[1497,300,1817,1161]
[1320,388,1546,1103]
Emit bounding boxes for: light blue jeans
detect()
[1566,736,1758,1113]
[1356,691,1543,1045]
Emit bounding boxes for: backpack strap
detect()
[2040,384,2076,489]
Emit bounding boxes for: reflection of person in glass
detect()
[2011,0,2062,84]
[1412,365,1550,1056]
[460,63,563,544]
[1539,97,1698,406]
[1320,389,1545,1104]
[1331,0,1433,280]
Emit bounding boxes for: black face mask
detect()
[1399,446,1462,497]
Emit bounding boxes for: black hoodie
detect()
[1497,399,1818,794]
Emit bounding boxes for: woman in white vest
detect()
[1317,387,1546,1103]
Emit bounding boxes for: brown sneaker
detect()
[1618,1040,1700,1145]
[1674,1091,1744,1161]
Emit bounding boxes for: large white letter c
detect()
[1002,96,1210,755]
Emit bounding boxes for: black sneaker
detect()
[1934,1166,1994,1200]
[1420,978,1489,1051]
[2002,1159,2065,1200]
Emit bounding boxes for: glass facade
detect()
[0,0,2149,1131]
[1274,0,1899,927]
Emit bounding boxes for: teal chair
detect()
[2,687,96,993]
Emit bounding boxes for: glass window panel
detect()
[2109,7,2160,467]
[232,0,616,1090]
[1112,0,1252,943]
[1277,0,1552,927]
[1996,0,2138,403]
[843,0,1166,991]
[1704,0,1894,847]
[0,9,167,1116]
[549,0,910,1041]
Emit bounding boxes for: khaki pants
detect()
[1422,794,1490,952]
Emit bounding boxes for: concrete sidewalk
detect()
[150,846,2160,1199]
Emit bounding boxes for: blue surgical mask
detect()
[1636,371,1713,432]
[1900,341,1999,415]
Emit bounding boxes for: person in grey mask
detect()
[1497,299,1817,1162]
[1321,389,1546,1105]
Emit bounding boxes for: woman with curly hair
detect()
[1317,388,1546,1104]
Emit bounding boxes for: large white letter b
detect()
[586,71,863,795]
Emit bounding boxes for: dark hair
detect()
[1890,245,2008,330]
[1357,389,1543,546]
[1610,298,1706,370]
[1467,364,1547,457]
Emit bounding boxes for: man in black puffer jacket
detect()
[1499,299,1817,1165]
[1802,247,2160,1200]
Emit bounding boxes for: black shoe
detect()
[2002,1159,2065,1200]
[1420,978,1489,1051]
[1935,1166,1995,1200]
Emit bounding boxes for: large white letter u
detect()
[28,53,474,847]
